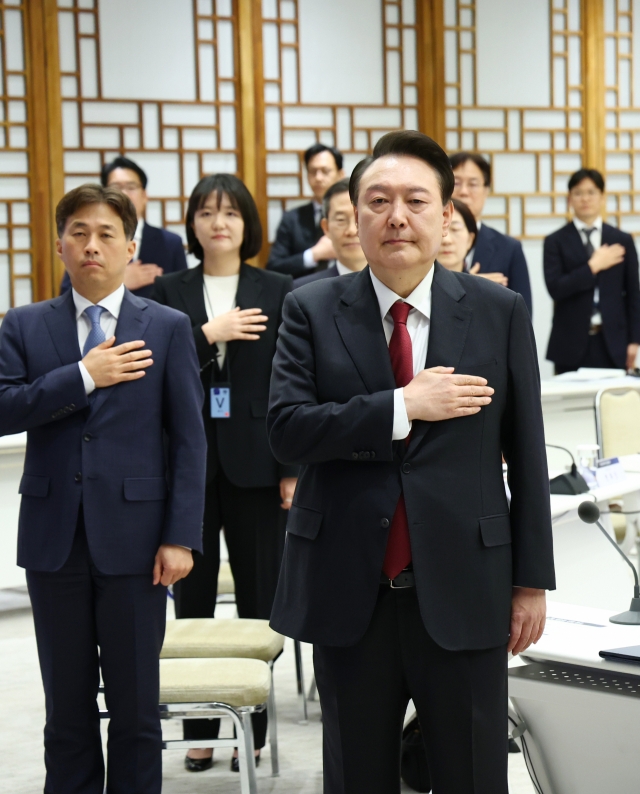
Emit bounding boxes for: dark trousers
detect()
[174,470,283,747]
[314,586,508,794]
[26,515,167,794]
[555,330,620,375]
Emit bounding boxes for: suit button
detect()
[83,434,92,442]
[352,452,358,460]
[363,451,370,460]
[74,472,82,483]
[358,451,365,460]
[380,518,390,528]
[69,404,75,410]
[371,451,376,459]
[402,463,411,474]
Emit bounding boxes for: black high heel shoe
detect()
[184,752,213,772]
[230,751,260,772]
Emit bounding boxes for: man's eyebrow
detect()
[364,183,432,194]
[68,220,118,230]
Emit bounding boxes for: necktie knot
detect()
[389,300,412,326]
[583,227,596,240]
[84,305,106,326]
[82,305,107,357]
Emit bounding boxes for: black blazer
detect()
[60,222,188,299]
[544,222,640,370]
[472,224,533,314]
[267,202,325,277]
[267,264,555,651]
[293,264,339,289]
[152,263,297,489]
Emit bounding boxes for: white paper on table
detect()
[553,367,627,382]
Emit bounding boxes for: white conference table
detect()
[509,601,640,794]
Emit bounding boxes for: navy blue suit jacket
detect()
[267,265,554,650]
[293,264,338,289]
[267,202,326,277]
[544,222,640,369]
[60,223,188,299]
[0,289,206,574]
[472,224,532,314]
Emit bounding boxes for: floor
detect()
[0,595,535,794]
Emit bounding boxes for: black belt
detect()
[380,569,415,589]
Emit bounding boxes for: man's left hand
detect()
[153,544,194,586]
[508,587,546,655]
[627,343,639,371]
[280,477,298,510]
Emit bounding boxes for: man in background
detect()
[61,156,188,298]
[268,143,344,277]
[450,151,533,314]
[544,168,640,373]
[294,178,367,288]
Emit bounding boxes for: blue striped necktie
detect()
[82,305,106,356]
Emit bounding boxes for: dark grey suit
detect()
[267,202,327,277]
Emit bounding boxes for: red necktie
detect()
[382,300,414,580]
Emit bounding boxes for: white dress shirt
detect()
[132,219,144,260]
[302,202,324,268]
[73,284,125,394]
[336,261,354,276]
[369,267,434,441]
[203,273,239,368]
[574,216,603,323]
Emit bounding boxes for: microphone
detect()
[578,501,640,624]
[547,444,589,495]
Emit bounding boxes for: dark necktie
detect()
[583,227,600,321]
[583,226,596,259]
[382,300,414,580]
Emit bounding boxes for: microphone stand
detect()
[579,501,640,624]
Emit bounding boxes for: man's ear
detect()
[442,200,454,235]
[127,238,137,262]
[321,217,329,236]
[55,239,63,260]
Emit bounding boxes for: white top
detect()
[73,284,125,394]
[133,219,144,260]
[202,273,239,368]
[369,266,434,441]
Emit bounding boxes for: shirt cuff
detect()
[78,362,96,395]
[392,387,412,441]
[303,247,316,268]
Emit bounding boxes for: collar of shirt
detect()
[133,218,144,260]
[313,201,322,226]
[573,216,602,233]
[336,261,355,276]
[72,283,126,322]
[369,265,434,324]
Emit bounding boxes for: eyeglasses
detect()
[328,216,354,229]
[454,180,485,193]
[109,181,143,193]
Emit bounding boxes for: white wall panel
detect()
[476,0,550,107]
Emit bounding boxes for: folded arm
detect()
[544,235,596,301]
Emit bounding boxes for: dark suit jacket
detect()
[0,290,206,574]
[152,263,297,489]
[60,222,188,299]
[267,202,326,277]
[472,224,533,314]
[267,264,555,651]
[544,222,640,369]
[294,264,339,289]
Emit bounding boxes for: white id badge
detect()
[210,386,231,418]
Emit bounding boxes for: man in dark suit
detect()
[0,184,206,794]
[294,178,367,289]
[451,151,533,314]
[268,131,555,794]
[60,156,188,298]
[545,168,640,373]
[267,143,344,277]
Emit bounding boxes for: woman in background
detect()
[437,197,478,273]
[152,174,297,772]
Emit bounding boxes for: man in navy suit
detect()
[450,152,533,314]
[267,144,344,277]
[544,168,640,373]
[60,156,188,299]
[0,184,206,793]
[294,179,367,289]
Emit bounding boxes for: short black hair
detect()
[186,174,262,262]
[568,168,605,192]
[349,131,454,206]
[322,177,350,219]
[449,152,492,187]
[304,143,343,171]
[101,156,148,189]
[56,184,138,240]
[451,198,478,242]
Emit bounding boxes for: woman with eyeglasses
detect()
[437,198,478,273]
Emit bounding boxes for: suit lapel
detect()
[300,201,321,243]
[563,222,590,262]
[410,264,472,451]
[88,291,152,419]
[227,263,263,367]
[43,291,82,366]
[179,265,208,326]
[334,268,396,394]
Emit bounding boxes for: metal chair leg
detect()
[238,710,258,794]
[294,639,308,723]
[267,660,279,776]
[307,673,317,702]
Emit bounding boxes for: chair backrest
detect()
[595,387,640,458]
